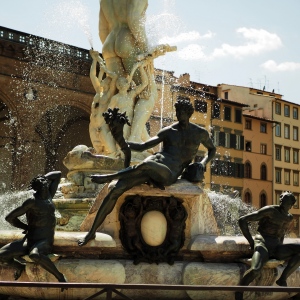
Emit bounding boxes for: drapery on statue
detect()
[235,191,300,300]
[0,171,67,289]
[78,99,216,246]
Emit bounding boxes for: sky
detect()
[1,0,300,104]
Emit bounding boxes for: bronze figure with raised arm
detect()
[0,171,67,287]
[78,99,216,246]
[235,191,300,300]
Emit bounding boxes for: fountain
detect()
[1,1,300,300]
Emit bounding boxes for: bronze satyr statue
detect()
[235,191,300,300]
[0,171,67,288]
[78,99,216,246]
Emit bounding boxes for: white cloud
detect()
[261,60,300,71]
[210,28,282,59]
[177,44,206,60]
[175,27,282,61]
[158,30,214,45]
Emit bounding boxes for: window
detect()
[293,149,299,164]
[293,194,299,209]
[225,132,230,148]
[244,192,252,205]
[275,191,281,204]
[245,162,251,178]
[275,123,281,137]
[293,126,299,141]
[245,119,252,130]
[293,171,299,186]
[235,109,242,123]
[275,102,281,115]
[260,144,267,154]
[212,103,220,119]
[224,91,229,99]
[19,36,25,43]
[236,135,241,150]
[284,124,290,139]
[8,32,14,39]
[284,147,290,163]
[260,193,267,207]
[275,169,281,183]
[28,38,34,45]
[260,123,267,133]
[76,50,82,57]
[261,164,267,180]
[0,31,3,37]
[293,107,298,119]
[284,170,290,185]
[213,130,219,146]
[194,100,207,113]
[275,145,281,161]
[284,105,290,117]
[224,106,231,121]
[245,141,251,152]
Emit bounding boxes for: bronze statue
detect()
[78,99,216,246]
[235,191,300,300]
[0,171,67,288]
[103,107,131,168]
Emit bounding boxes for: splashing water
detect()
[47,0,93,48]
[207,190,256,236]
[0,190,61,230]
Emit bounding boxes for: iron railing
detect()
[0,281,300,300]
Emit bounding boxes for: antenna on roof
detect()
[249,78,253,88]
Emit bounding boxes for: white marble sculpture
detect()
[88,0,176,159]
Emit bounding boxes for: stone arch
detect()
[34,104,90,175]
[0,90,20,190]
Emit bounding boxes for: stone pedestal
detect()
[80,179,220,248]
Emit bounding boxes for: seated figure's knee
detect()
[29,252,40,263]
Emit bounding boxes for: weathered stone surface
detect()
[0,230,116,252]
[0,259,125,299]
[122,261,188,299]
[183,262,240,300]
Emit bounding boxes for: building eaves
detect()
[242,113,276,123]
[171,84,218,100]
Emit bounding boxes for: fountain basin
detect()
[0,231,299,299]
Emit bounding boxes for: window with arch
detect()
[245,162,252,178]
[261,164,267,180]
[244,192,252,205]
[260,193,267,207]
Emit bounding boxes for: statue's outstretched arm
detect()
[128,134,162,152]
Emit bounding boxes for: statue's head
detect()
[116,76,130,91]
[29,175,49,192]
[174,99,194,118]
[279,191,296,208]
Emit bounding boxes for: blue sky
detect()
[1,0,300,103]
